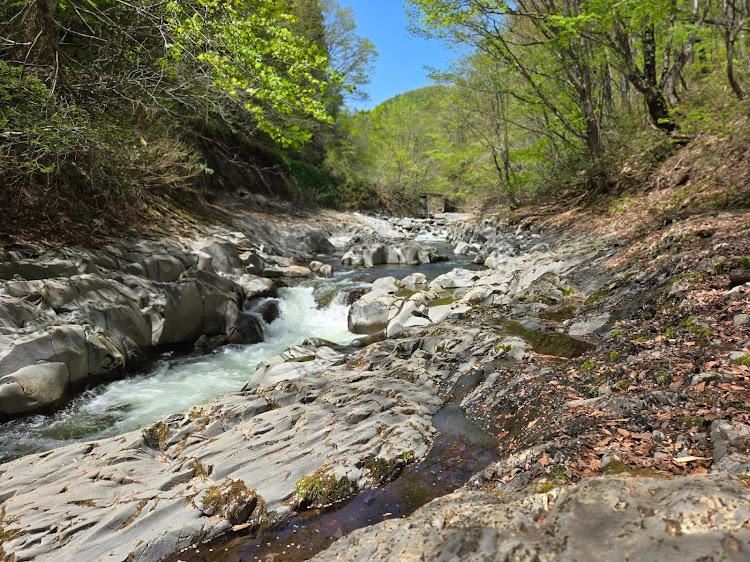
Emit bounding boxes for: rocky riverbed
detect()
[1,207,749,561]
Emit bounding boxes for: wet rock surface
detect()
[313,474,750,561]
[1,209,749,562]
[0,216,351,417]
[0,339,441,561]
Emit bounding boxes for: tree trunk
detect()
[726,29,744,99]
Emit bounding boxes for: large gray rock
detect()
[0,325,130,415]
[348,294,398,335]
[0,259,79,281]
[0,342,441,562]
[0,362,70,415]
[712,419,750,475]
[194,238,245,276]
[341,242,440,268]
[430,268,482,290]
[313,474,750,561]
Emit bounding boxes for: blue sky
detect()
[339,1,453,111]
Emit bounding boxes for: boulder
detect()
[226,311,265,345]
[195,239,244,276]
[430,268,482,290]
[341,242,440,268]
[0,259,79,281]
[348,295,398,335]
[263,265,312,278]
[0,362,70,415]
[238,275,277,300]
[386,301,420,338]
[319,264,334,279]
[252,300,281,325]
[402,272,427,289]
[312,474,750,562]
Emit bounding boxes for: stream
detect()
[168,398,497,562]
[0,240,498,561]
[0,243,480,463]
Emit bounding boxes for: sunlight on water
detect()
[0,245,477,464]
[0,282,360,463]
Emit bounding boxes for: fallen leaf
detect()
[673,456,712,463]
[539,452,550,466]
[527,419,539,429]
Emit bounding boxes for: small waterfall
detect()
[0,284,357,463]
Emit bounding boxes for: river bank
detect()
[1,202,749,561]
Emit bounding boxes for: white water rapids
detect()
[0,243,480,464]
[0,281,361,462]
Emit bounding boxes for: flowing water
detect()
[0,245,480,464]
[1,239,500,561]
[0,284,356,463]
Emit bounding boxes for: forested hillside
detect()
[0,0,375,241]
[328,0,750,214]
[2,0,750,237]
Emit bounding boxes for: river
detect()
[0,242,480,463]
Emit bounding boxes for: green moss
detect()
[611,329,625,340]
[663,326,675,336]
[581,360,597,373]
[654,371,672,386]
[680,415,705,428]
[400,450,415,462]
[537,478,556,492]
[680,316,711,340]
[593,374,610,386]
[428,296,456,307]
[609,351,618,362]
[585,281,613,304]
[363,453,412,484]
[295,470,352,508]
[733,354,750,366]
[665,275,682,289]
[273,151,338,206]
[617,380,629,391]
[498,319,597,358]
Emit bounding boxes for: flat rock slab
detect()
[313,474,750,561]
[0,348,441,562]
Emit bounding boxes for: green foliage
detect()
[0,63,112,181]
[0,0,366,202]
[166,0,335,148]
[274,151,338,205]
[390,0,750,209]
